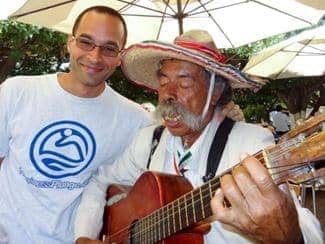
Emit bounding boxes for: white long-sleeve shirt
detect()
[75,115,323,243]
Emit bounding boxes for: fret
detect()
[177,198,182,230]
[145,215,148,244]
[132,221,140,244]
[173,200,180,232]
[192,188,204,221]
[184,194,189,227]
[156,210,164,241]
[149,214,152,244]
[185,193,193,225]
[151,214,155,243]
[135,220,139,243]
[143,217,147,244]
[202,183,214,217]
[208,180,213,199]
[140,218,144,244]
[210,177,220,194]
[160,207,165,240]
[166,203,171,237]
[191,191,197,223]
[207,181,213,203]
[172,201,176,233]
[178,195,188,229]
[155,211,161,241]
[153,211,157,243]
[199,186,205,219]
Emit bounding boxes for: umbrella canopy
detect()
[296,0,325,10]
[243,24,325,79]
[9,0,325,48]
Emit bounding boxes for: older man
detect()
[75,30,322,243]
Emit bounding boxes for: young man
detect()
[0,7,242,244]
[0,6,151,243]
[74,30,323,243]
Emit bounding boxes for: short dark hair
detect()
[275,105,283,111]
[72,6,128,48]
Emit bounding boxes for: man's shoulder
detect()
[137,123,163,136]
[226,122,275,155]
[2,73,56,90]
[107,88,154,124]
[108,87,144,110]
[232,121,274,137]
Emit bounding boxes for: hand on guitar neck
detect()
[77,114,324,243]
[211,154,303,244]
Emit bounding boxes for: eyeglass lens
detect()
[75,37,119,57]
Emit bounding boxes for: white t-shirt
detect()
[0,73,152,243]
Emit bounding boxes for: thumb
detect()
[210,188,232,222]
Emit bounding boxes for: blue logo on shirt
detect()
[29,120,96,179]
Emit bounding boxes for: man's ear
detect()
[211,88,221,106]
[67,35,73,53]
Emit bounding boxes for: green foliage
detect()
[0,20,67,77]
[234,83,280,122]
[108,68,158,104]
[1,20,322,120]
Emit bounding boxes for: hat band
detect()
[175,40,225,63]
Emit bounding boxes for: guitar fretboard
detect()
[127,128,325,243]
[133,177,220,243]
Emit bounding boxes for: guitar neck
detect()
[136,176,220,242]
[136,150,265,242]
[135,116,325,243]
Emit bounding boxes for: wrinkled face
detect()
[157,59,211,137]
[67,10,124,88]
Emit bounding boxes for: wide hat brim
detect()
[121,41,264,92]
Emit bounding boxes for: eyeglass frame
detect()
[71,35,122,57]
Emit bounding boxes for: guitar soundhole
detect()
[129,220,141,244]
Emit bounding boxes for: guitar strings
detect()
[125,161,313,243]
[107,162,313,242]
[107,136,320,242]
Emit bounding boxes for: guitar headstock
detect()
[288,165,325,185]
[279,113,325,143]
[263,114,325,185]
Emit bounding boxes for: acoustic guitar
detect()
[102,114,325,244]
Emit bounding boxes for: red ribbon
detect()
[175,40,226,63]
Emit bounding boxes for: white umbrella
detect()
[295,0,325,10]
[9,0,325,48]
[243,24,325,79]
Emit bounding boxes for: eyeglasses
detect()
[73,36,120,57]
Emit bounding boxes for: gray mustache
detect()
[156,101,187,118]
[155,101,202,131]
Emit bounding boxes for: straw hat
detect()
[121,29,263,91]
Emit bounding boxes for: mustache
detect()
[156,101,187,118]
[155,101,203,131]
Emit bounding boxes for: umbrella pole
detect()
[176,0,184,34]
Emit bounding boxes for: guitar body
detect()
[103,171,209,243]
[101,114,325,243]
